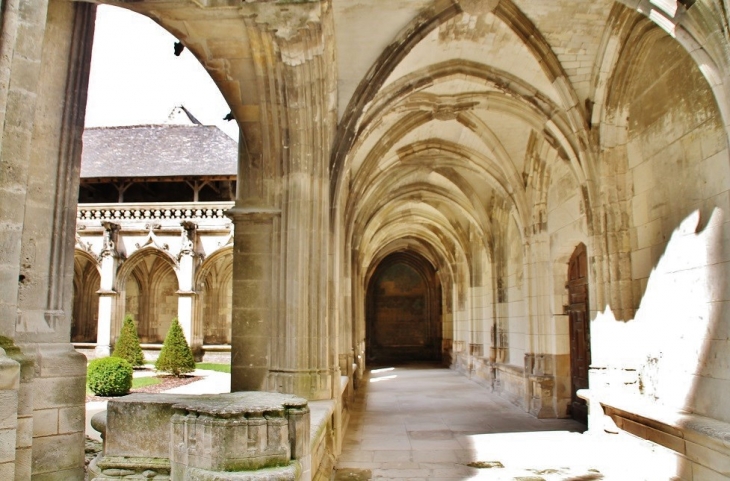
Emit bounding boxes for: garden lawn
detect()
[195,363,230,373]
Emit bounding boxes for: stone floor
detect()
[334,364,682,481]
[84,364,684,480]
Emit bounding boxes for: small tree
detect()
[155,318,195,376]
[112,314,145,367]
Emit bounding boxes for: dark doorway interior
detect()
[567,243,590,423]
[366,252,441,364]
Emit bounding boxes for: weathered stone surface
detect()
[32,409,58,437]
[170,392,309,474]
[0,429,16,463]
[31,432,85,475]
[105,394,196,460]
[94,392,310,479]
[4,0,730,480]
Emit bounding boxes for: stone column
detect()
[96,223,119,357]
[228,206,279,394]
[225,1,338,400]
[95,292,115,358]
[0,0,47,474]
[8,2,95,479]
[176,223,197,346]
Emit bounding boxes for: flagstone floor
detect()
[334,364,681,481]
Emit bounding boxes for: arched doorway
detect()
[366,252,441,364]
[71,252,100,343]
[198,250,233,345]
[120,251,179,344]
[567,243,590,423]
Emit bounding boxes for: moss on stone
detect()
[0,336,21,356]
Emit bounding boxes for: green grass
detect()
[195,362,230,373]
[132,376,162,389]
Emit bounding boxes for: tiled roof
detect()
[81,125,238,179]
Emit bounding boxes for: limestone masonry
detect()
[2,0,730,479]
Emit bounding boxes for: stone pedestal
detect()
[90,392,310,481]
[171,393,309,478]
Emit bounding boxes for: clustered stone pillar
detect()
[227,0,339,401]
[0,0,95,478]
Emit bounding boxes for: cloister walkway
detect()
[334,365,678,480]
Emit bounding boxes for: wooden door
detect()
[567,244,590,423]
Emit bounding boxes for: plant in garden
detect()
[87,357,133,396]
[155,318,196,376]
[112,314,145,367]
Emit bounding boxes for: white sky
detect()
[85,5,239,141]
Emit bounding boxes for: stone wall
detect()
[592,12,730,426]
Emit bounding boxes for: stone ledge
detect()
[172,392,307,416]
[588,392,730,478]
[493,362,525,376]
[94,455,170,473]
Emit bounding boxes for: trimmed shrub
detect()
[112,314,145,367]
[155,318,195,377]
[87,357,133,396]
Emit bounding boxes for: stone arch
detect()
[115,247,180,344]
[608,1,730,131]
[194,247,234,346]
[340,61,592,230]
[355,199,479,370]
[348,135,526,239]
[592,6,730,320]
[71,250,101,343]
[330,0,592,206]
[88,1,259,161]
[365,251,442,364]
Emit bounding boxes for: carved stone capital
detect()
[242,0,326,40]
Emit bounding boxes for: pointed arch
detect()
[365,251,442,363]
[115,247,180,344]
[71,250,101,343]
[194,247,234,346]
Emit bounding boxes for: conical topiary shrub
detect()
[112,314,145,367]
[155,318,195,377]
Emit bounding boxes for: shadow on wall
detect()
[594,207,730,422]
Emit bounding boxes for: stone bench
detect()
[89,392,310,481]
[579,389,730,480]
